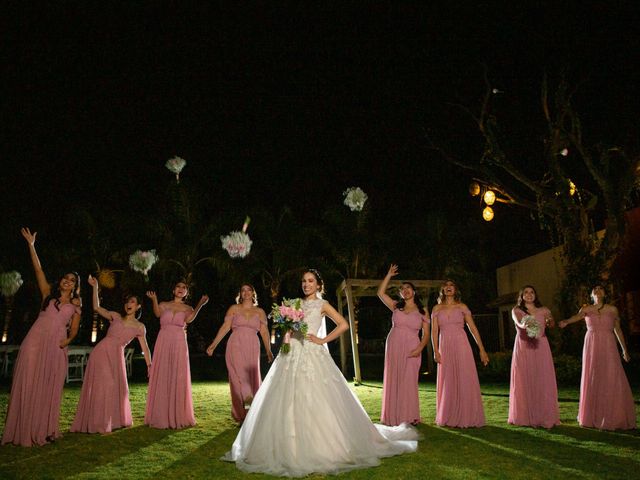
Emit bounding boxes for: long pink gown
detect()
[145,309,195,429]
[433,304,485,427]
[508,307,560,428]
[2,300,79,446]
[578,309,636,430]
[71,313,145,433]
[381,309,426,426]
[226,312,265,423]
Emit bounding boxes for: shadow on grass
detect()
[545,423,640,442]
[450,424,640,477]
[151,427,241,478]
[0,425,181,479]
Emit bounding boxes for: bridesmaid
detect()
[509,285,560,428]
[71,275,152,433]
[560,285,636,430]
[431,280,489,427]
[2,227,81,446]
[377,264,430,426]
[145,280,208,429]
[206,283,273,423]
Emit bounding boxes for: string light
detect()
[482,206,494,221]
[483,190,496,206]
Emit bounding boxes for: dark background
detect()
[1,3,638,353]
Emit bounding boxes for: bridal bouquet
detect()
[165,156,187,183]
[128,249,159,279]
[343,186,368,212]
[522,314,541,339]
[221,216,252,258]
[269,298,307,353]
[0,271,23,297]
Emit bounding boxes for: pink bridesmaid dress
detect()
[71,313,145,433]
[381,309,426,425]
[578,309,636,430]
[145,309,195,429]
[2,300,80,446]
[508,307,560,428]
[433,304,485,427]
[226,312,265,422]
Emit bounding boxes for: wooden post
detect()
[337,283,349,376]
[344,281,362,384]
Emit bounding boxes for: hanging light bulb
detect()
[482,206,494,221]
[468,182,481,196]
[483,190,496,205]
[568,180,577,196]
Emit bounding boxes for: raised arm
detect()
[463,306,489,366]
[612,307,631,362]
[185,294,209,324]
[307,301,349,345]
[146,291,162,318]
[431,307,440,363]
[511,307,528,329]
[377,264,399,312]
[206,306,234,356]
[408,311,431,358]
[558,307,586,328]
[88,275,111,320]
[21,227,50,299]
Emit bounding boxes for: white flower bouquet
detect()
[522,314,541,339]
[221,231,252,258]
[0,271,23,297]
[221,216,252,258]
[128,249,158,278]
[165,156,187,183]
[343,187,368,212]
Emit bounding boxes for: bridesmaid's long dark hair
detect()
[42,271,81,311]
[396,282,426,315]
[515,284,543,314]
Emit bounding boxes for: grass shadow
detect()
[455,424,640,477]
[0,425,182,479]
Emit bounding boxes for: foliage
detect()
[479,351,584,386]
[553,353,583,385]
[430,70,640,317]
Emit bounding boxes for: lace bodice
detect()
[301,298,325,336]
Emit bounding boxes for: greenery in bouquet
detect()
[269,298,308,353]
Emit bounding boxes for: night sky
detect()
[2,3,639,272]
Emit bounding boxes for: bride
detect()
[223,269,418,477]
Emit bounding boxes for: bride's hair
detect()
[303,268,325,298]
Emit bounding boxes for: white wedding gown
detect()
[223,298,418,477]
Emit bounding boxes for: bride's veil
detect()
[316,292,329,351]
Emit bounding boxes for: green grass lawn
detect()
[0,380,638,479]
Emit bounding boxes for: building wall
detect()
[496,245,565,320]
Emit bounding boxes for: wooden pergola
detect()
[336,278,444,384]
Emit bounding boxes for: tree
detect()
[429,70,640,313]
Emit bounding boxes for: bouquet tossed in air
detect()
[128,249,159,279]
[269,298,307,354]
[165,156,187,183]
[522,314,541,339]
[343,186,368,211]
[221,216,252,258]
[0,271,23,297]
